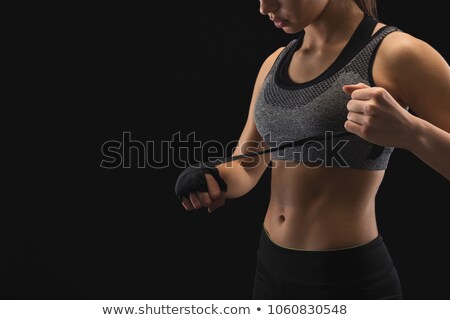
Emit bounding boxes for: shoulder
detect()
[376,30,448,77]
[260,37,298,71]
[373,29,449,105]
[376,31,444,67]
[254,46,286,81]
[262,47,286,69]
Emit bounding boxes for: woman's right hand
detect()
[181,173,226,213]
[175,165,228,213]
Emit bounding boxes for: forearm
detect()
[215,164,252,199]
[407,117,450,181]
[216,154,270,199]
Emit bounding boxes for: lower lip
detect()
[274,20,287,28]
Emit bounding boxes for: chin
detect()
[281,21,304,34]
[282,26,303,34]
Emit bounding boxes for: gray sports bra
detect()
[254,18,400,170]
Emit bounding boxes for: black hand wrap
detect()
[174,163,228,201]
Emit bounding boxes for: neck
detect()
[303,0,364,50]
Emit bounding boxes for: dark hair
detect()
[354,0,378,19]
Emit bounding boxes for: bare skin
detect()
[181,0,450,250]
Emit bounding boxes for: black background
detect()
[2,1,450,299]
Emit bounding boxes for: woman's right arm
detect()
[181,47,284,212]
[217,47,285,199]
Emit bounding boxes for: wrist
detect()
[405,115,427,153]
[201,166,228,193]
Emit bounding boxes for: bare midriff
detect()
[263,160,385,251]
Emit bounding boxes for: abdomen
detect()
[263,161,385,250]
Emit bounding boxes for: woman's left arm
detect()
[344,33,450,180]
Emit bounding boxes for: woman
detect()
[175,0,450,299]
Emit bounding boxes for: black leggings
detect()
[253,225,402,299]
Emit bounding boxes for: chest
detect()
[254,71,362,142]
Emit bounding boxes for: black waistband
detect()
[257,224,394,286]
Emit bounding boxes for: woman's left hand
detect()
[343,83,416,149]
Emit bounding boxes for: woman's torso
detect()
[259,19,402,250]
